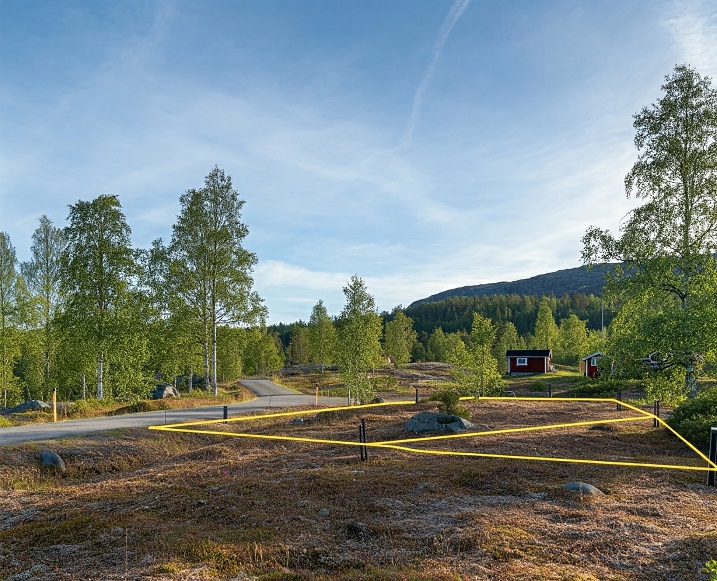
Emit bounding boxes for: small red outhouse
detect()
[505,349,553,375]
[581,352,603,378]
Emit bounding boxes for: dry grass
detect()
[1,397,717,580]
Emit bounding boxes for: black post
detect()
[708,427,717,486]
[415,387,419,404]
[616,389,622,411]
[359,418,368,462]
[223,405,228,423]
[653,400,660,428]
[548,383,552,398]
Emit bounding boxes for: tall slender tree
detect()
[21,216,66,400]
[169,166,264,395]
[307,300,336,370]
[533,297,558,350]
[336,275,383,403]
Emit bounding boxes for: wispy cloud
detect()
[664,0,717,77]
[400,0,471,149]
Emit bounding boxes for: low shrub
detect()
[430,388,470,420]
[667,389,717,452]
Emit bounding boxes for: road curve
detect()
[0,379,345,446]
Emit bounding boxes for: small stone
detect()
[318,508,329,517]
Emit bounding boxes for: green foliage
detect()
[20,216,66,401]
[384,309,417,367]
[448,313,502,397]
[704,559,717,581]
[0,415,13,427]
[583,65,717,398]
[667,388,717,451]
[288,326,310,365]
[60,194,146,400]
[336,276,383,404]
[307,300,336,367]
[169,166,265,395]
[555,314,590,366]
[533,297,558,350]
[0,231,21,408]
[643,368,686,406]
[429,388,470,419]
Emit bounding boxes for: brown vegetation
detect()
[2,393,717,580]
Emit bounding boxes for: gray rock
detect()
[318,508,329,517]
[152,384,180,399]
[404,411,475,433]
[9,400,50,414]
[564,481,604,495]
[39,450,66,475]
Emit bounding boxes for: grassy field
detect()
[2,369,717,580]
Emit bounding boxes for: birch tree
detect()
[169,166,264,395]
[384,309,417,368]
[583,65,717,397]
[336,275,383,403]
[20,215,65,400]
[307,300,336,369]
[60,195,141,399]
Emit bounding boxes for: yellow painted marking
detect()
[149,397,717,473]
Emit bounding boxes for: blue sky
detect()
[2,0,716,324]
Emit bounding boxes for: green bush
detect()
[429,388,470,420]
[667,389,717,452]
[0,416,13,428]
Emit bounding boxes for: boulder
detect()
[405,411,475,434]
[564,481,604,495]
[152,384,180,399]
[9,400,50,414]
[39,450,66,475]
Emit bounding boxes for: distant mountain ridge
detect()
[409,264,614,307]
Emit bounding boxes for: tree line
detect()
[0,167,280,407]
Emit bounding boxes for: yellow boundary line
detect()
[148,397,717,473]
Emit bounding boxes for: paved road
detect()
[0,379,345,446]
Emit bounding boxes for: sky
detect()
[2,0,717,325]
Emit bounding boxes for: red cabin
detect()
[506,349,553,375]
[581,352,603,378]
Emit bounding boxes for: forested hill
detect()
[409,264,614,307]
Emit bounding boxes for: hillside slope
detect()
[410,263,614,307]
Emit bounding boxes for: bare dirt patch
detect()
[1,398,716,580]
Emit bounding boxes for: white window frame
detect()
[591,357,598,366]
[516,357,528,366]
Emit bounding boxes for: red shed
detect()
[581,352,603,378]
[506,349,553,375]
